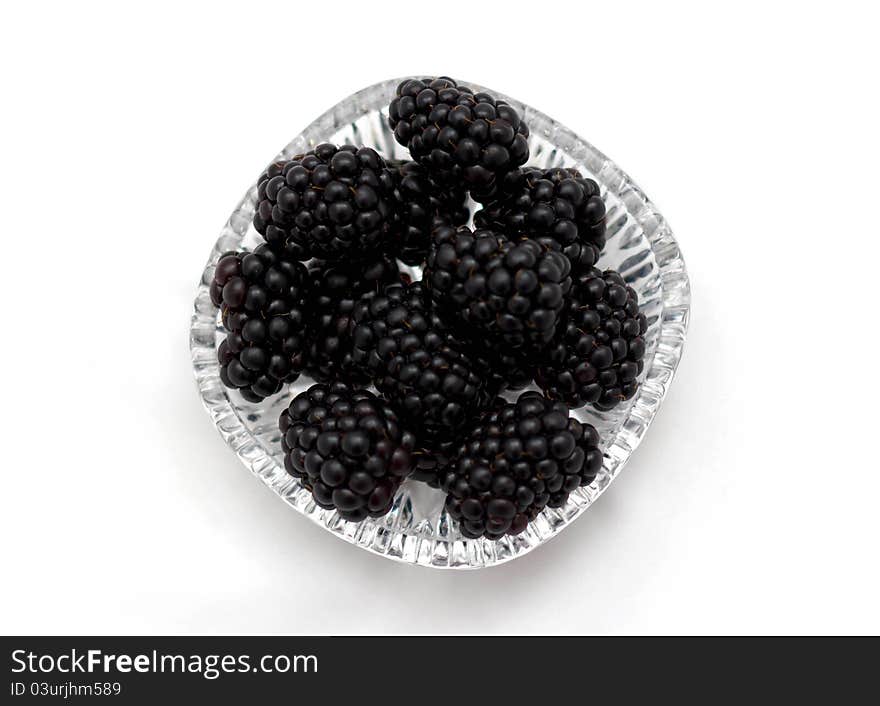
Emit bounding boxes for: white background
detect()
[2,1,878,635]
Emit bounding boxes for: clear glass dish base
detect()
[190,78,691,569]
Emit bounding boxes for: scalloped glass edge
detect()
[190,78,690,569]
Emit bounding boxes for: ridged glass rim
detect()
[190,77,691,569]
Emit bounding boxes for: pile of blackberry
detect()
[209,77,650,539]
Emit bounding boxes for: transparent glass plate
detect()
[190,78,690,569]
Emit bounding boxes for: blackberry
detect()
[279,383,416,521]
[253,144,397,260]
[350,281,492,446]
[388,77,530,190]
[210,244,309,402]
[435,308,535,392]
[475,167,606,273]
[403,309,531,489]
[395,311,532,488]
[304,255,401,384]
[536,268,648,411]
[442,392,603,540]
[424,225,572,350]
[387,159,470,266]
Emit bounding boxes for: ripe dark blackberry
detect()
[401,309,531,489]
[279,383,416,521]
[253,144,397,260]
[435,308,535,392]
[475,167,606,273]
[392,311,533,488]
[350,281,492,446]
[536,268,648,411]
[387,159,470,266]
[424,225,572,350]
[388,77,530,190]
[442,392,603,540]
[210,244,309,401]
[304,255,401,384]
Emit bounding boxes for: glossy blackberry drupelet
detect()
[253,144,397,260]
[210,244,309,402]
[424,226,572,350]
[279,383,417,522]
[304,255,401,385]
[350,281,492,446]
[536,268,648,411]
[387,159,470,266]
[442,392,603,540]
[388,77,530,190]
[475,167,607,273]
